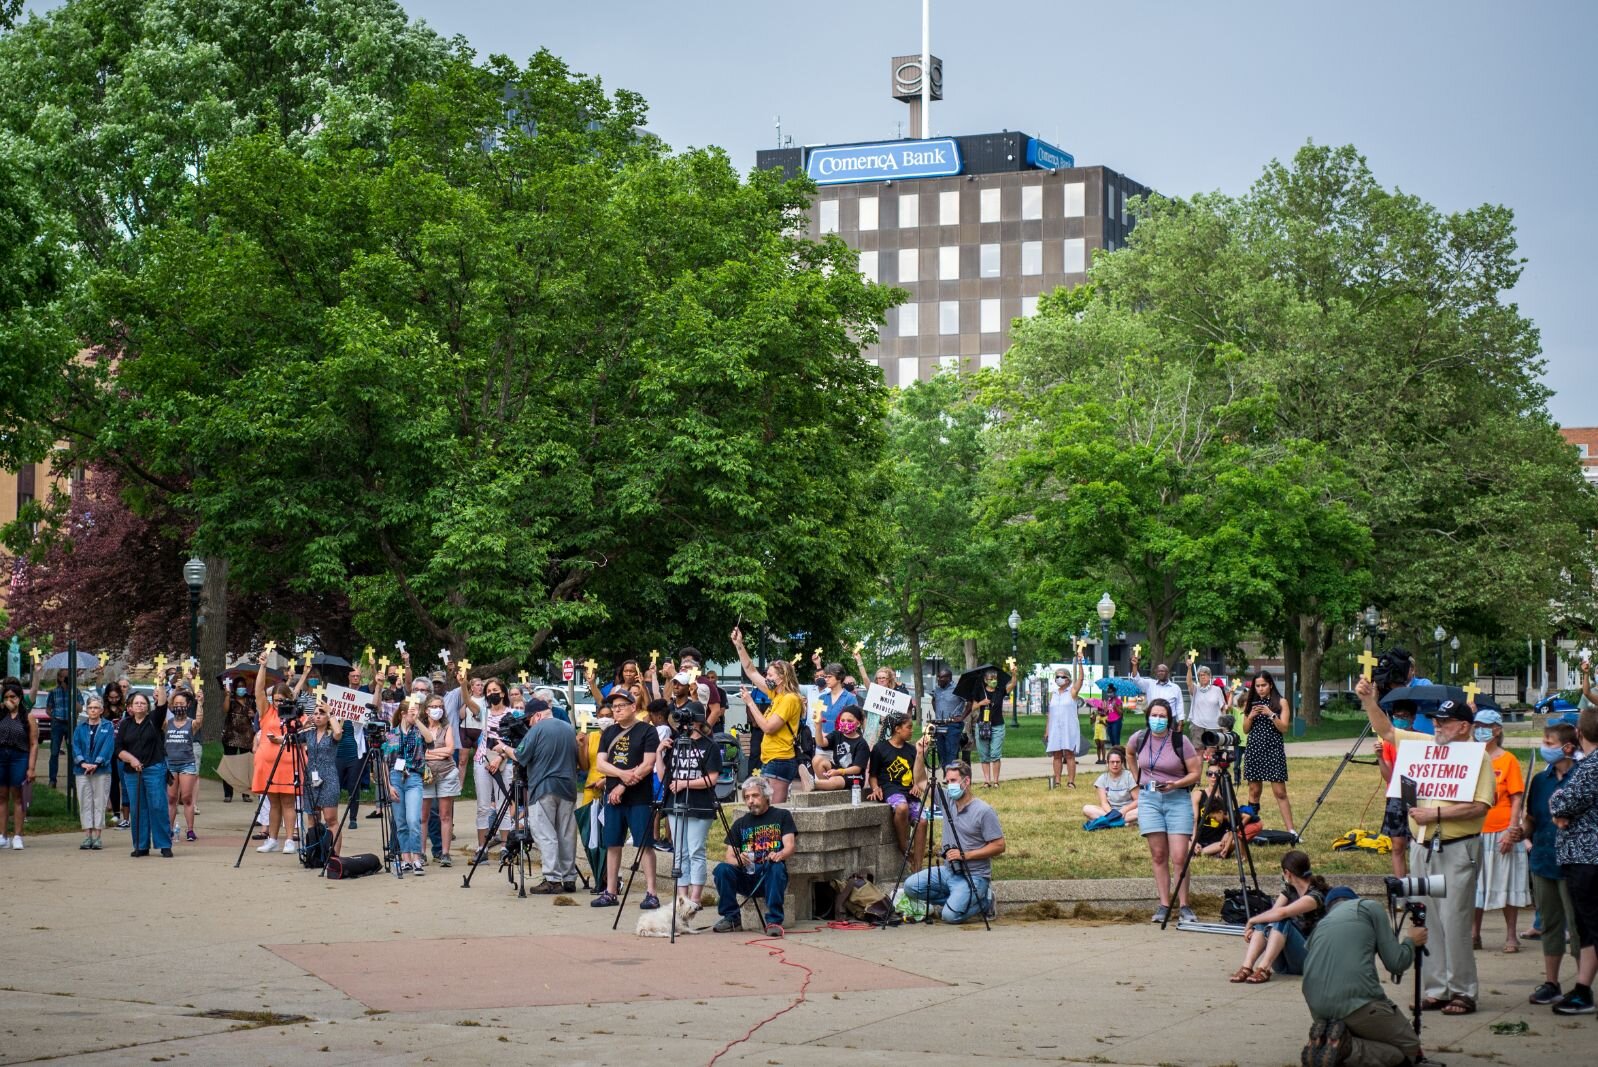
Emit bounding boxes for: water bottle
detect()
[850,776,861,807]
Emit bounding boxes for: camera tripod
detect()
[462,761,532,894]
[1297,721,1377,844]
[324,728,399,879]
[1389,894,1430,1039]
[1165,749,1263,934]
[880,744,992,931]
[233,720,308,868]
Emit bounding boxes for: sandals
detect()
[1245,968,1273,984]
[1229,966,1254,983]
[1421,997,1448,1012]
[1503,941,1521,954]
[1441,995,1476,1015]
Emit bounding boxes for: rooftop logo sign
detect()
[1025,137,1075,171]
[806,137,963,185]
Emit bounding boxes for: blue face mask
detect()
[308,678,321,689]
[945,781,965,802]
[1472,727,1493,744]
[1149,717,1169,734]
[1540,745,1569,763]
[1391,717,1412,731]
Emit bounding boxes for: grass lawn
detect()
[992,711,1369,759]
[985,755,1416,881]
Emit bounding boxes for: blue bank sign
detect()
[1025,137,1075,171]
[806,138,963,185]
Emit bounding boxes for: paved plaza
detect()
[0,767,1587,1067]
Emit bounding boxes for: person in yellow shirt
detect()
[573,712,614,892]
[1357,679,1495,1016]
[730,627,802,803]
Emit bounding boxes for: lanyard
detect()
[1144,733,1171,785]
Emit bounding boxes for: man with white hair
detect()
[713,776,797,936]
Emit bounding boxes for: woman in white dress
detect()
[1045,650,1085,789]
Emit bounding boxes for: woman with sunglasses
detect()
[0,681,38,849]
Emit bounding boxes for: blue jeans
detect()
[1270,920,1310,975]
[122,763,172,851]
[49,720,72,785]
[904,864,992,924]
[934,724,963,769]
[389,769,424,855]
[673,815,712,887]
[714,860,788,926]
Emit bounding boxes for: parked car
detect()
[1535,691,1580,715]
[530,683,597,723]
[1318,689,1361,714]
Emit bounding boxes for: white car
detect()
[531,683,597,723]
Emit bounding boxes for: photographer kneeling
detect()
[1299,887,1428,1067]
[902,754,1005,924]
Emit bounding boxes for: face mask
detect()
[308,678,320,689]
[487,692,504,707]
[1391,717,1412,731]
[1472,727,1493,743]
[1149,717,1169,734]
[234,686,247,697]
[1055,677,1068,685]
[840,721,859,735]
[945,782,965,802]
[843,682,856,692]
[1540,745,1569,763]
[427,706,444,721]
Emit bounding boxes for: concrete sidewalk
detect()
[0,774,1586,1066]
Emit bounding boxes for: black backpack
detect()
[300,822,333,869]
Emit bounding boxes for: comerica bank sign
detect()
[806,137,963,185]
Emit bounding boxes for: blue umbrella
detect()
[1096,677,1142,697]
[40,650,99,671]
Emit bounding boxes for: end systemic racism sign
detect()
[806,138,963,185]
[1384,740,1487,801]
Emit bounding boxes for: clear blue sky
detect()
[399,0,1594,425]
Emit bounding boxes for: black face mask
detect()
[487,692,504,707]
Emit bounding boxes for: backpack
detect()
[833,871,893,923]
[300,822,333,869]
[1221,887,1275,925]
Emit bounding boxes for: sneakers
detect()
[562,881,577,893]
[713,916,742,933]
[90,839,103,850]
[640,893,661,910]
[590,891,619,908]
[1529,981,1562,1005]
[1151,904,1171,924]
[1552,986,1595,1015]
[764,922,785,937]
[185,830,196,842]
[1302,1019,1347,1067]
[256,837,281,853]
[80,836,93,850]
[159,848,173,858]
[283,839,299,855]
[528,880,562,895]
[0,834,8,848]
[116,818,130,829]
[9,835,22,850]
[438,854,453,868]
[1179,905,1198,924]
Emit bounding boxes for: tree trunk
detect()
[908,627,925,707]
[1294,614,1331,727]
[963,637,977,671]
[199,555,229,741]
[1283,624,1303,720]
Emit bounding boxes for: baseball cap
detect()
[1432,699,1474,723]
[525,697,551,714]
[673,671,694,686]
[1325,886,1360,907]
[1472,707,1503,727]
[604,689,636,706]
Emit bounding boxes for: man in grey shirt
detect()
[902,751,1005,923]
[929,668,968,769]
[507,699,579,894]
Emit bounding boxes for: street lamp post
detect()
[1097,592,1116,678]
[1007,609,1021,726]
[183,557,207,665]
[1433,625,1446,681]
[1449,635,1460,680]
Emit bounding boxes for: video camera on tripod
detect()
[1385,873,1445,927]
[668,699,707,731]
[1199,713,1242,763]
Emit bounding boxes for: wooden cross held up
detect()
[1187,648,1199,665]
[1463,680,1481,704]
[517,670,530,685]
[363,645,376,664]
[1357,649,1380,682]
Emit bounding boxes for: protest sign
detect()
[321,683,371,723]
[860,682,914,744]
[1385,739,1487,801]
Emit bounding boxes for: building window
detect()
[980,353,1001,370]
[1063,238,1086,274]
[819,199,839,234]
[939,190,959,225]
[1579,443,1592,458]
[1021,241,1042,276]
[1021,184,1043,220]
[1022,296,1039,318]
[938,355,959,375]
[898,248,919,284]
[858,196,879,231]
[899,302,919,337]
[980,243,1000,277]
[1105,184,1115,218]
[859,249,878,282]
[939,245,959,281]
[897,356,920,385]
[898,193,919,229]
[1120,191,1127,225]
[980,187,1001,223]
[939,301,958,335]
[1064,182,1085,217]
[980,298,1000,333]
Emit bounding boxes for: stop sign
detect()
[561,658,575,682]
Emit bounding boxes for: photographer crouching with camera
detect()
[902,751,1004,924]
[1299,885,1430,1067]
[1357,677,1495,1017]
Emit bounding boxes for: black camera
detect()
[1200,714,1241,762]
[277,699,305,726]
[669,700,707,730]
[497,709,531,749]
[1372,647,1413,693]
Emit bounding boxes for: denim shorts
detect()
[761,758,799,782]
[0,747,27,788]
[601,801,654,848]
[168,762,198,777]
[1138,784,1194,837]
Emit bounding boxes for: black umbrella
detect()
[309,651,351,668]
[1379,684,1467,712]
[954,664,1011,704]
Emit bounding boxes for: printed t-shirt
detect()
[759,692,802,761]
[666,734,722,818]
[725,806,797,861]
[599,720,659,806]
[1481,749,1526,834]
[870,739,915,797]
[823,730,871,773]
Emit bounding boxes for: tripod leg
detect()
[925,779,991,931]
[462,786,517,888]
[234,739,290,868]
[1296,722,1373,843]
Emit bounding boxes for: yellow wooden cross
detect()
[789,653,801,665]
[649,649,659,666]
[1463,680,1481,704]
[153,653,168,675]
[459,659,472,675]
[1074,637,1087,656]
[813,647,822,656]
[362,645,375,664]
[853,641,865,655]
[263,640,277,657]
[28,645,41,664]
[1132,643,1142,660]
[377,655,390,674]
[1356,649,1380,681]
[517,670,530,685]
[1005,656,1017,671]
[193,676,203,694]
[97,651,109,668]
[583,658,599,675]
[1187,648,1198,664]
[301,649,313,670]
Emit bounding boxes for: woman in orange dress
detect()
[252,660,301,853]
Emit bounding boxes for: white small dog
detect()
[634,897,704,937]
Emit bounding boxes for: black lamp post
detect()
[1449,635,1460,680]
[1097,592,1116,677]
[1007,609,1021,726]
[183,557,207,665]
[1433,625,1446,681]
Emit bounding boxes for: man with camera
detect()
[1357,679,1495,1016]
[494,698,578,895]
[902,751,1005,923]
[1300,886,1429,1067]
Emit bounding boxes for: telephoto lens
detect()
[1384,873,1445,898]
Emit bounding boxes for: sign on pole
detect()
[561,658,575,683]
[321,683,371,723]
[1385,740,1487,801]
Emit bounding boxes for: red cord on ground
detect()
[705,934,817,1066]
